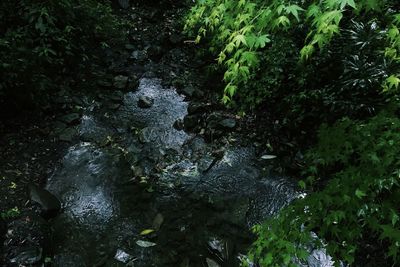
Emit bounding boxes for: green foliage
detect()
[0,207,20,219]
[248,112,400,266]
[185,0,399,104]
[0,0,124,110]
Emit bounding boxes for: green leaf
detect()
[355,189,367,199]
[255,34,270,48]
[233,34,247,47]
[385,75,400,91]
[274,16,291,28]
[286,5,304,22]
[340,0,356,10]
[140,229,155,235]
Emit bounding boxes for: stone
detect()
[109,91,124,102]
[113,75,129,89]
[128,75,140,91]
[218,118,236,129]
[118,0,130,9]
[125,44,135,50]
[173,119,184,131]
[183,115,200,131]
[130,50,147,61]
[181,85,196,97]
[114,249,133,263]
[152,213,164,231]
[169,33,183,45]
[29,184,61,218]
[206,258,220,267]
[10,246,42,265]
[188,102,209,114]
[60,113,80,124]
[147,46,164,61]
[97,80,113,88]
[138,96,154,108]
[59,127,77,142]
[5,214,50,266]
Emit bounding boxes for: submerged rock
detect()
[138,96,154,108]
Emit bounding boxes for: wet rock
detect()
[59,127,77,142]
[53,254,86,267]
[97,80,113,88]
[181,84,196,97]
[219,118,236,129]
[130,50,148,61]
[10,246,42,265]
[206,258,221,267]
[173,119,184,131]
[108,103,121,110]
[152,213,164,231]
[114,75,129,89]
[188,102,209,114]
[114,249,134,263]
[147,46,164,61]
[5,214,50,266]
[169,33,184,45]
[109,91,125,102]
[138,96,154,108]
[184,115,200,131]
[29,184,61,218]
[60,113,80,125]
[118,0,129,9]
[125,44,135,50]
[128,75,140,91]
[193,88,205,98]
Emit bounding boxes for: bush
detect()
[0,0,123,111]
[248,112,400,266]
[185,0,400,130]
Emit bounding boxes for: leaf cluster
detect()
[0,0,124,111]
[247,112,400,266]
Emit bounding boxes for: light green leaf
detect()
[233,34,247,47]
[355,189,367,199]
[140,229,155,235]
[286,5,304,22]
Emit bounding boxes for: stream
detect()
[46,76,300,266]
[3,2,334,266]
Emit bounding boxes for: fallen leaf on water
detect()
[136,240,156,248]
[140,229,155,235]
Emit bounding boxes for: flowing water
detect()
[45,77,301,266]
